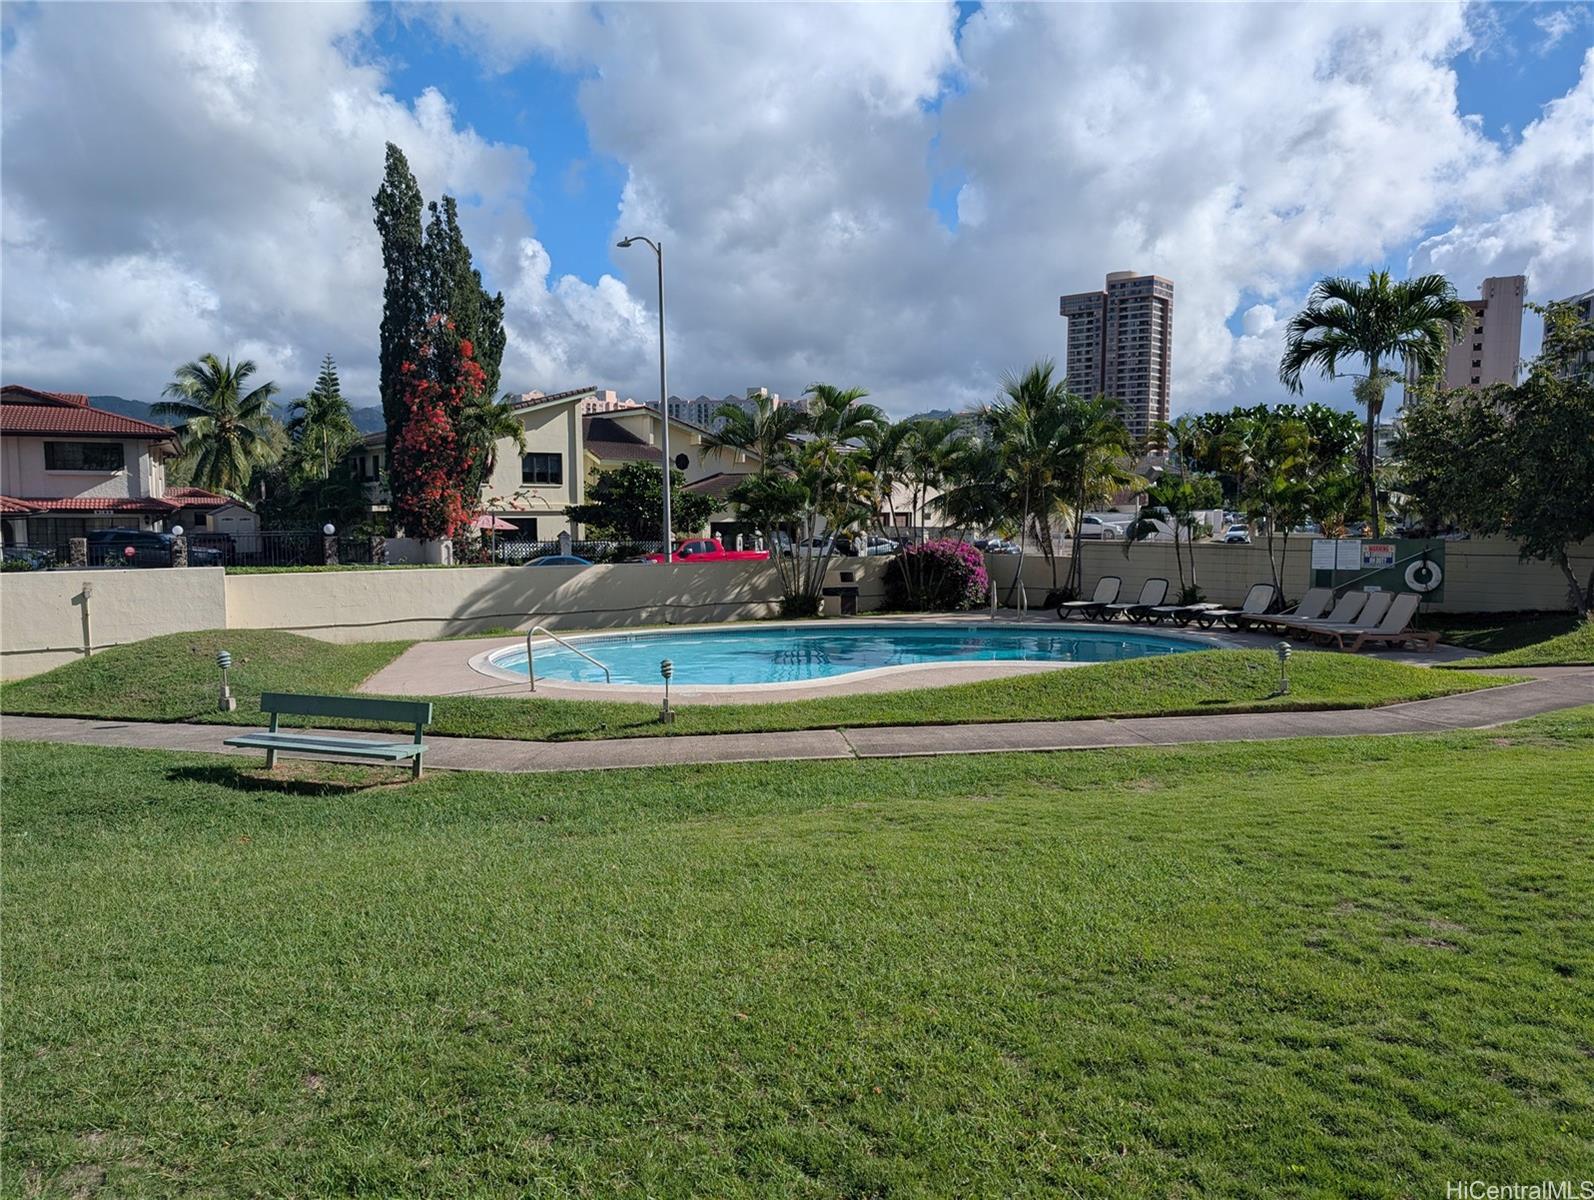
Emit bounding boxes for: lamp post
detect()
[616,235,673,562]
[659,658,675,725]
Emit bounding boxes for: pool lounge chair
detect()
[1245,587,1333,633]
[1343,594,1439,653]
[1270,590,1368,637]
[1164,582,1278,629]
[1057,576,1121,621]
[1102,577,1169,623]
[1304,591,1395,645]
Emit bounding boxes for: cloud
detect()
[2,2,1589,422]
[1533,6,1588,53]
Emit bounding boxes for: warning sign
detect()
[1361,542,1396,568]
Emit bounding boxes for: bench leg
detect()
[412,756,423,781]
[264,748,277,770]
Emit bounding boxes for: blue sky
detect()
[2,2,1589,413]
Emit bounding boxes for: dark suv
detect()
[86,528,223,567]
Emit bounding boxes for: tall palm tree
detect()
[704,392,808,476]
[1058,393,1136,596]
[285,354,358,479]
[983,361,1080,599]
[153,354,282,498]
[1279,270,1470,534]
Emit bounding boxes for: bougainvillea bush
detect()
[885,539,990,612]
[389,321,485,541]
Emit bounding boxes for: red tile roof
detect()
[0,384,175,438]
[164,487,234,509]
[0,496,42,515]
[2,495,180,514]
[509,386,596,410]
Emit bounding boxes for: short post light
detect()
[659,658,675,725]
[1275,640,1292,696]
[216,649,237,712]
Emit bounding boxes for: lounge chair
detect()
[1164,582,1278,629]
[1057,576,1121,621]
[1244,587,1333,633]
[1271,590,1368,637]
[1305,591,1394,645]
[1343,594,1439,653]
[1102,577,1169,623]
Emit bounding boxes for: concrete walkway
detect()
[3,668,1589,775]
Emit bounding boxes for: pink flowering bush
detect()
[885,539,990,611]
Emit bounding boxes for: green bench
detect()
[223,692,434,779]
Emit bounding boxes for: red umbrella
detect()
[472,514,517,531]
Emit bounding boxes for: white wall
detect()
[0,436,160,499]
[0,566,229,678]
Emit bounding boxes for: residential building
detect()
[0,384,235,549]
[1547,287,1594,380]
[1059,270,1174,441]
[1437,275,1526,389]
[349,386,762,540]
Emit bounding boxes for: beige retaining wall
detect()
[1,541,1582,681]
[0,566,229,679]
[984,537,1592,613]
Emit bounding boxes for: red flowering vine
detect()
[390,315,487,541]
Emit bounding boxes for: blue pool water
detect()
[490,623,1203,687]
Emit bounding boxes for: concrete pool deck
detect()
[357,611,1487,704]
[3,667,1589,775]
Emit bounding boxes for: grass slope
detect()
[0,629,1505,742]
[1445,618,1594,669]
[4,716,1592,1196]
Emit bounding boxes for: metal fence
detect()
[489,538,668,565]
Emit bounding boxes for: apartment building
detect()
[1059,270,1174,441]
[1439,275,1525,389]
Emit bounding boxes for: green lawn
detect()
[1422,610,1586,656]
[1,628,1507,742]
[1444,618,1594,669]
[4,716,1592,1196]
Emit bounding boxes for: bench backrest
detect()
[258,692,432,740]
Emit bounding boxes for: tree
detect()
[1279,270,1470,535]
[1057,394,1136,596]
[458,391,526,499]
[565,460,716,543]
[979,362,1073,600]
[1398,301,1594,615]
[286,354,357,479]
[1125,417,1222,602]
[373,143,507,539]
[703,392,807,476]
[153,354,282,498]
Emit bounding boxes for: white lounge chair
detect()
[1271,590,1368,637]
[1102,577,1169,623]
[1057,576,1120,621]
[1245,587,1333,633]
[1164,582,1278,629]
[1305,591,1395,645]
[1343,594,1439,652]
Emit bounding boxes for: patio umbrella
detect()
[472,513,517,561]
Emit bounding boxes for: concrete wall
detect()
[224,556,894,644]
[0,566,228,678]
[984,537,1593,613]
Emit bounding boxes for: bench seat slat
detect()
[224,733,425,759]
[258,691,432,726]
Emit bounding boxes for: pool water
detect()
[489,623,1202,687]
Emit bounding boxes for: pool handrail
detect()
[525,625,612,692]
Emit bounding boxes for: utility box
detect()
[822,586,859,617]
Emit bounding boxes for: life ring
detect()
[1404,559,1442,593]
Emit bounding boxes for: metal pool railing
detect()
[524,626,612,692]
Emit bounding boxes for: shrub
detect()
[885,539,990,612]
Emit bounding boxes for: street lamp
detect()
[617,235,673,563]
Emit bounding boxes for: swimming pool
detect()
[486,622,1205,688]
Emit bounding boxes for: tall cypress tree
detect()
[426,196,507,401]
[373,144,426,471]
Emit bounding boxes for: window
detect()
[44,441,124,472]
[522,452,563,485]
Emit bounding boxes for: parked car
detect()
[852,534,899,557]
[1,546,56,570]
[523,554,592,568]
[86,528,223,567]
[642,537,771,563]
[1222,524,1252,544]
[973,536,1020,554]
[1075,515,1124,540]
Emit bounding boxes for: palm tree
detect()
[1058,393,1136,596]
[285,354,358,479]
[1279,270,1470,535]
[704,392,808,476]
[153,354,282,498]
[459,392,527,496]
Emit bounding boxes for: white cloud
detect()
[2,2,1589,422]
[1533,6,1588,53]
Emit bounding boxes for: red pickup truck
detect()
[643,537,770,563]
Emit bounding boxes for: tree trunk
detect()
[1008,486,1030,609]
[1557,554,1591,618]
[1365,353,1382,537]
